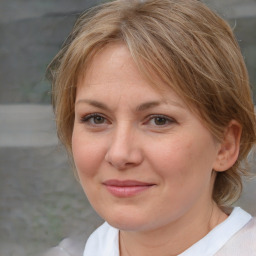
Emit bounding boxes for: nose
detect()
[105,125,143,170]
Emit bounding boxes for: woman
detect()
[45,0,256,255]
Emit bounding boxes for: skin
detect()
[72,43,240,255]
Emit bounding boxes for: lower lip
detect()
[104,185,153,197]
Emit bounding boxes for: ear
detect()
[213,120,242,172]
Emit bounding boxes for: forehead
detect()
[79,43,172,95]
[78,43,177,99]
[74,43,200,120]
[80,43,140,86]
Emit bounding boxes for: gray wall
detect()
[0,1,256,256]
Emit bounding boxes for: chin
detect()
[108,219,148,232]
[99,209,150,231]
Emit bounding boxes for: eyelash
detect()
[145,114,175,127]
[80,113,108,125]
[80,113,176,127]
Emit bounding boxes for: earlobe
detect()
[213,120,242,172]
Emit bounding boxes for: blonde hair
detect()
[47,0,256,206]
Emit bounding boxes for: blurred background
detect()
[0,0,255,255]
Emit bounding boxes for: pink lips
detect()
[103,179,155,197]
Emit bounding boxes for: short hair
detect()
[47,0,256,207]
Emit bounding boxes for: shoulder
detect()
[41,236,86,256]
[229,216,256,243]
[42,222,119,256]
[86,222,118,242]
[41,224,100,256]
[215,217,256,255]
[233,216,256,245]
[84,222,119,256]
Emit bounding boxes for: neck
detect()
[119,201,228,256]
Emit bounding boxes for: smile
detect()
[102,180,155,197]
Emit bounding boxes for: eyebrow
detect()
[76,99,110,110]
[136,101,161,111]
[76,99,183,111]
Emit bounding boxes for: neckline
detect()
[83,207,252,256]
[178,207,252,256]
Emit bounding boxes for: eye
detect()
[153,116,169,126]
[146,115,175,127]
[80,113,108,125]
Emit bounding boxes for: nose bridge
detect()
[105,122,142,169]
[113,122,132,146]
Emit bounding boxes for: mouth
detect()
[102,179,155,197]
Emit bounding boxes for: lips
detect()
[102,179,155,197]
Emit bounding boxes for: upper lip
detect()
[102,179,155,187]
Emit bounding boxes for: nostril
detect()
[104,148,143,170]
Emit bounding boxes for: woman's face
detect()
[72,43,222,232]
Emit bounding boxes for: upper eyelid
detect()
[145,114,175,121]
[78,112,176,124]
[80,113,109,122]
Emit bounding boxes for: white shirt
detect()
[83,207,256,256]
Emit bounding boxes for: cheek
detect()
[147,136,191,172]
[72,131,105,179]
[147,134,216,184]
